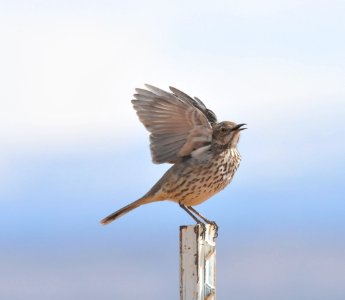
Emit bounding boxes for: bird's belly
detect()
[178,171,233,206]
[165,153,239,206]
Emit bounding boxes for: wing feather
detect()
[132,85,216,164]
[169,86,218,124]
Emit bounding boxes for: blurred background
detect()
[1,0,345,299]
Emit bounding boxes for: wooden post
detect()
[180,224,217,300]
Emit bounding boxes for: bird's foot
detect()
[195,222,207,238]
[208,221,218,240]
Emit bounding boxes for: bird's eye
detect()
[221,127,227,133]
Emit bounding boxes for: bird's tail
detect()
[100,196,154,225]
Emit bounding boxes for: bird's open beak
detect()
[233,123,247,131]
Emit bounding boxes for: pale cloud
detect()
[0,2,344,155]
[0,15,165,145]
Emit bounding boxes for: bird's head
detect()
[213,121,247,148]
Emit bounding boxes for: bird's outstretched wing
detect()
[132,84,217,164]
[168,86,217,125]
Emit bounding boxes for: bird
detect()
[100,84,246,228]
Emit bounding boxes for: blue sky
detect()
[1,1,345,299]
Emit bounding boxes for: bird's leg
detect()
[179,203,202,223]
[187,206,218,238]
[187,206,213,223]
[179,204,206,235]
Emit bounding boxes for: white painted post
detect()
[180,224,217,300]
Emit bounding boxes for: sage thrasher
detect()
[100,84,246,227]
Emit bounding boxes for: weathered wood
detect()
[180,224,217,300]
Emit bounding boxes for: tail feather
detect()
[100,196,152,225]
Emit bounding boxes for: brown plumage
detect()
[100,84,246,226]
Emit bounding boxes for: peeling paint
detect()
[180,224,217,300]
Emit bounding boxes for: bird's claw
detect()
[209,221,218,240]
[194,222,206,238]
[195,221,218,240]
[198,222,207,238]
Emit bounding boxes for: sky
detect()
[1,1,345,299]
